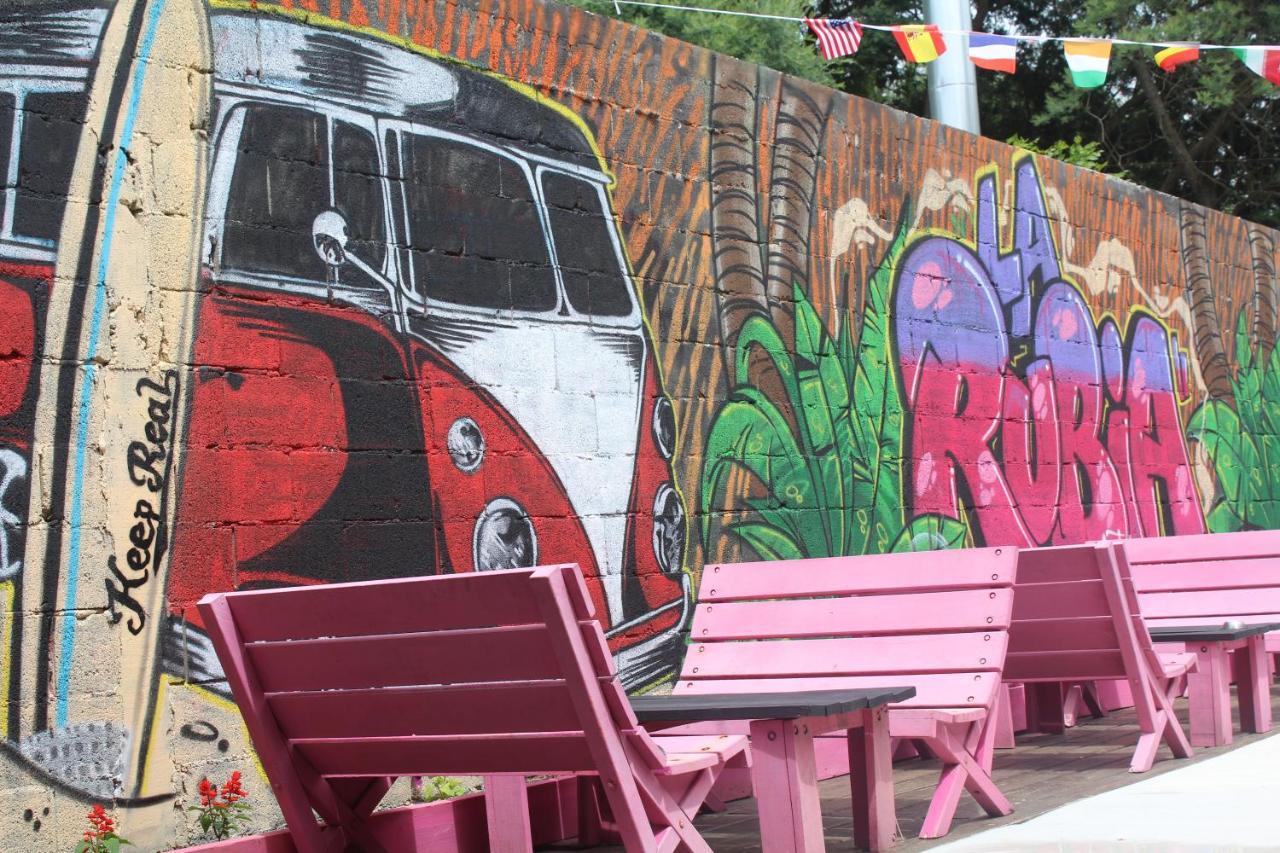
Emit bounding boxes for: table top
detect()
[1149,621,1280,642]
[630,687,916,723]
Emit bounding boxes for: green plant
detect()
[1187,311,1280,532]
[75,804,131,853]
[1007,134,1128,179]
[412,776,470,802]
[188,771,251,841]
[701,206,930,559]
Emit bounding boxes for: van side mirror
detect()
[312,209,349,267]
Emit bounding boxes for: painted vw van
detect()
[4,2,689,806]
[164,12,689,687]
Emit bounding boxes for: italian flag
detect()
[1063,39,1112,88]
[1235,46,1280,85]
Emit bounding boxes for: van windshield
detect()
[540,172,633,318]
[400,132,556,312]
[222,104,387,290]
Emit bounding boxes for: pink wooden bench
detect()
[672,546,1018,844]
[197,565,745,852]
[1119,530,1280,747]
[1005,543,1194,772]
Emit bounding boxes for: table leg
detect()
[749,718,825,853]
[1235,636,1272,734]
[1188,643,1233,747]
[848,707,896,852]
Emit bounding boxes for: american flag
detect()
[805,18,864,60]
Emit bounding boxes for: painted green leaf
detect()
[891,514,971,552]
[1206,500,1245,534]
[1187,398,1263,528]
[730,521,806,560]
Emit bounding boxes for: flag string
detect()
[608,0,1280,52]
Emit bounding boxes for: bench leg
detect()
[1188,643,1233,747]
[848,707,897,852]
[749,719,825,853]
[1027,683,1067,734]
[485,775,532,853]
[994,684,1016,750]
[1235,636,1272,734]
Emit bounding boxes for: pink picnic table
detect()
[633,686,916,852]
[1148,621,1280,748]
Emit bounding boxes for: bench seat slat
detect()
[266,681,581,739]
[247,625,561,691]
[699,547,1015,601]
[675,672,998,709]
[685,632,1007,679]
[292,733,596,776]
[692,588,1012,640]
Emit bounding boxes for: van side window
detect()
[541,172,634,317]
[332,120,386,277]
[401,133,556,312]
[222,105,329,281]
[13,91,88,242]
[0,94,14,234]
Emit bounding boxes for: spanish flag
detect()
[894,24,947,64]
[1155,44,1200,71]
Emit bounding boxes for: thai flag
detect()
[969,33,1018,73]
[805,18,864,61]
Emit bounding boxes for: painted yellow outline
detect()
[0,580,12,739]
[208,0,613,181]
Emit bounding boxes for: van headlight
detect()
[652,397,676,460]
[474,498,537,571]
[652,483,685,575]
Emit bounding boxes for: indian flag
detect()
[893,24,947,64]
[1235,46,1280,85]
[1155,44,1200,71]
[1063,39,1112,88]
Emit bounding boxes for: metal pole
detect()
[925,0,980,134]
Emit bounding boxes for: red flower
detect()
[86,804,115,836]
[198,777,217,807]
[221,771,246,803]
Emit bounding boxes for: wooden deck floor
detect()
[571,685,1279,852]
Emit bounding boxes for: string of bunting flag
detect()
[608,0,1280,87]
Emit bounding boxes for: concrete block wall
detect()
[0,0,1273,847]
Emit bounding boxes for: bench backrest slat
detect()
[246,625,565,692]
[693,589,1013,641]
[1121,529,1280,564]
[292,734,598,777]
[679,546,1017,711]
[222,568,580,643]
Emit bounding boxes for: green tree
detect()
[566,0,1280,227]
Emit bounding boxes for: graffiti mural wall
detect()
[0,0,1273,846]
